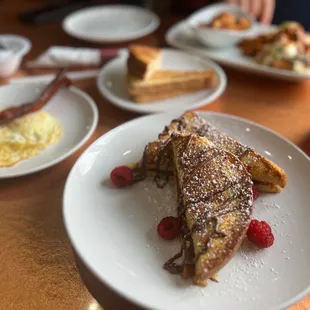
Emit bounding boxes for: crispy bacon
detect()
[0,69,71,125]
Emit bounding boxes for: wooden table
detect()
[1,1,310,309]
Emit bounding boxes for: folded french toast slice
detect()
[127,70,216,103]
[166,134,253,286]
[127,45,162,80]
[142,111,287,193]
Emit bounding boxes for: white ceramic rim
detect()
[96,49,227,114]
[62,4,160,43]
[63,111,310,310]
[188,24,253,37]
[0,34,32,57]
[1,86,98,179]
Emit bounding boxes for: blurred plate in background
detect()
[166,20,310,82]
[63,5,160,43]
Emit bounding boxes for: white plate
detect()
[0,83,98,178]
[166,21,310,82]
[97,49,227,114]
[64,111,310,310]
[63,5,160,43]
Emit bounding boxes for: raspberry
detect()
[252,185,260,201]
[110,166,133,188]
[247,219,274,248]
[157,216,181,240]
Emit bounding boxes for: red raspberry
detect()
[247,219,274,248]
[157,216,181,240]
[110,166,133,188]
[252,185,260,201]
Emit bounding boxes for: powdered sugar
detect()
[124,112,306,306]
[137,177,288,302]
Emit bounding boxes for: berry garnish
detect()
[247,219,274,248]
[252,185,260,201]
[110,166,133,188]
[157,216,181,240]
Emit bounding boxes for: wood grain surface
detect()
[0,1,309,309]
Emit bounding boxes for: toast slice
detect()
[141,111,287,192]
[128,70,216,103]
[127,45,162,80]
[166,134,253,286]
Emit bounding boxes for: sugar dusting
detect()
[131,114,299,304]
[134,178,180,257]
[143,179,178,219]
[134,175,290,303]
[177,237,279,304]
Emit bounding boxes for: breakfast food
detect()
[141,111,287,193]
[126,45,216,103]
[200,12,251,31]
[110,165,134,187]
[109,112,281,286]
[0,69,70,167]
[127,45,162,80]
[162,133,253,286]
[0,111,62,167]
[127,70,216,103]
[246,219,274,248]
[157,216,181,240]
[240,22,310,74]
[0,70,71,125]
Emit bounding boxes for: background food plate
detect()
[63,5,160,43]
[166,21,310,82]
[97,49,227,114]
[0,83,98,178]
[63,111,310,310]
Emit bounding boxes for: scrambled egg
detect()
[0,111,63,167]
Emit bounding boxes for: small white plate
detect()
[166,21,310,82]
[0,83,98,178]
[64,111,310,310]
[63,5,160,43]
[97,49,227,114]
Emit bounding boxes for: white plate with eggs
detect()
[0,83,98,178]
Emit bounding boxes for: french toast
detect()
[164,134,253,286]
[141,111,287,193]
[127,70,216,103]
[127,45,162,80]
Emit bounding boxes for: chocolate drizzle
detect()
[154,138,173,188]
[136,113,253,279]
[162,115,252,160]
[163,251,183,274]
[164,135,223,274]
[163,134,253,277]
[132,145,149,183]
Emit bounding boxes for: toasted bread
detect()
[129,89,202,103]
[165,134,253,286]
[254,182,282,193]
[127,45,162,80]
[142,111,287,192]
[127,70,216,103]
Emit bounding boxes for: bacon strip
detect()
[0,69,72,125]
